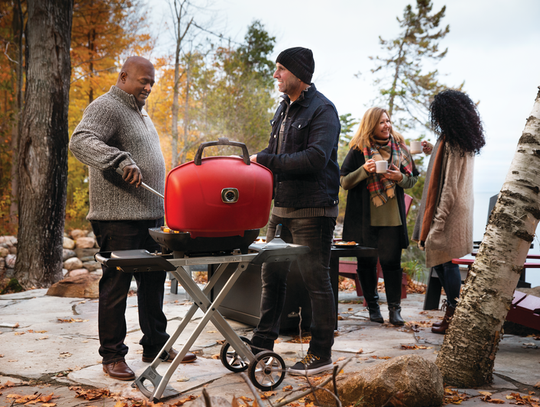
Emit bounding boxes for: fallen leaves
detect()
[287,334,312,344]
[505,392,540,406]
[169,394,197,406]
[260,391,276,399]
[0,380,19,390]
[232,395,257,407]
[70,386,110,400]
[443,387,471,404]
[400,344,432,350]
[57,318,88,323]
[6,392,56,405]
[479,391,505,404]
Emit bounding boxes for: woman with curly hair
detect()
[412,89,486,334]
[341,107,419,326]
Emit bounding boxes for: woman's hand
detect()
[385,163,404,182]
[422,141,434,155]
[363,159,376,173]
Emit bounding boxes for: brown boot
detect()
[431,304,455,334]
[432,301,450,328]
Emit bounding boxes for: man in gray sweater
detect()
[70,56,195,381]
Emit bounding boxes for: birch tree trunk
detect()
[14,0,72,288]
[436,87,540,386]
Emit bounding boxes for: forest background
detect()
[1,0,540,284]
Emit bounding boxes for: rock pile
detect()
[0,236,17,277]
[0,230,101,297]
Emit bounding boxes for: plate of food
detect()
[333,241,358,247]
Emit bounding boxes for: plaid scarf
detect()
[363,135,414,207]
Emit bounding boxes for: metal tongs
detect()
[116,167,164,199]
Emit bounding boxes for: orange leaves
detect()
[400,344,432,350]
[232,395,258,407]
[168,395,197,406]
[479,391,506,404]
[6,392,56,405]
[287,334,312,344]
[56,318,87,323]
[0,380,19,390]
[443,387,470,404]
[505,392,540,406]
[70,386,111,401]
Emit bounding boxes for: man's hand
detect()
[122,164,142,187]
[250,154,258,163]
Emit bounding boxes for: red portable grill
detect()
[151,138,273,256]
[98,139,310,400]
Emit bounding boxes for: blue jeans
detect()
[433,261,461,308]
[252,215,336,359]
[92,219,169,364]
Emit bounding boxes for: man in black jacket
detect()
[250,47,340,376]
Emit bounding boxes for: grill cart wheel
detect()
[248,350,286,391]
[220,336,252,372]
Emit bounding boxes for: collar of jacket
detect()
[280,83,316,108]
[109,85,148,116]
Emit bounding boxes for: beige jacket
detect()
[413,141,475,268]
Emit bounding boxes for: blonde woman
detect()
[341,107,418,325]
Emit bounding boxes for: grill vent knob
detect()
[221,188,239,203]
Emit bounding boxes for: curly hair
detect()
[349,107,404,150]
[430,90,485,155]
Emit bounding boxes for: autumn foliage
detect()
[0,1,276,234]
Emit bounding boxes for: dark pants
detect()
[356,226,403,306]
[92,219,169,364]
[433,261,461,307]
[252,214,336,360]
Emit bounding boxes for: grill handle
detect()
[115,168,164,199]
[194,138,250,166]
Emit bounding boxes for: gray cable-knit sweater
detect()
[69,86,165,221]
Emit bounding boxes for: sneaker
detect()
[288,353,333,376]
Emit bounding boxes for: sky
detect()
[153,0,540,283]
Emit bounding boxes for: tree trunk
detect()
[15,0,73,289]
[179,54,191,164]
[9,0,25,232]
[171,41,180,167]
[169,0,193,167]
[436,87,540,386]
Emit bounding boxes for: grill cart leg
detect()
[136,260,256,401]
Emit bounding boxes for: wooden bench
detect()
[507,290,540,331]
[423,255,540,331]
[423,254,540,310]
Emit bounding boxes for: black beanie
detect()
[276,47,314,84]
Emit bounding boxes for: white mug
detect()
[375,160,388,174]
[410,141,422,154]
